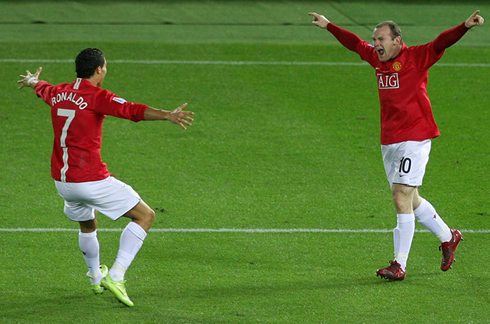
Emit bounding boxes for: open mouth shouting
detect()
[376,47,387,60]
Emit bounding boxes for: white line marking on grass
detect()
[2,59,489,67]
[0,228,489,233]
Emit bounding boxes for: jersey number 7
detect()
[57,108,76,182]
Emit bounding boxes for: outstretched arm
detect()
[308,12,363,52]
[144,103,194,130]
[19,67,194,129]
[433,10,484,54]
[18,67,43,89]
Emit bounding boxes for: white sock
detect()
[110,222,147,281]
[393,213,415,270]
[414,198,452,242]
[79,230,101,284]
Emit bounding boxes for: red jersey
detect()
[327,22,468,145]
[35,78,148,182]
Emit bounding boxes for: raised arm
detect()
[308,12,363,52]
[433,10,484,55]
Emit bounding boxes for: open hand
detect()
[18,67,43,89]
[168,103,194,130]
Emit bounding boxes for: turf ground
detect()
[1,1,489,323]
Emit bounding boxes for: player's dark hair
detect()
[376,21,403,43]
[75,48,105,79]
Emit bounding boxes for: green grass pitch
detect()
[0,1,489,323]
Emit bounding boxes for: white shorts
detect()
[55,176,141,222]
[381,139,432,188]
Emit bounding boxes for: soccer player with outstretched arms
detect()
[18,48,194,305]
[309,11,484,280]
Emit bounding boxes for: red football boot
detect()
[440,229,463,271]
[376,261,406,281]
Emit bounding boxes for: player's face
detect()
[96,61,107,87]
[372,26,401,62]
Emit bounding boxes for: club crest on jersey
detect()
[393,62,402,71]
[377,73,399,89]
[113,97,127,104]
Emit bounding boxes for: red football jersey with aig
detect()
[356,42,443,145]
[35,78,148,182]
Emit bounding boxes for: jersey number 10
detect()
[399,157,412,174]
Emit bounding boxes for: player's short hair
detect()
[75,48,105,79]
[376,21,403,43]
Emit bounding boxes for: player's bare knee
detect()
[130,209,154,232]
[79,218,97,233]
[138,207,155,229]
[392,188,415,213]
[145,208,155,226]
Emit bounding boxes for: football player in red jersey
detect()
[18,48,194,305]
[309,11,484,280]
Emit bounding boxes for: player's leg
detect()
[101,201,154,307]
[391,183,416,271]
[57,195,107,294]
[83,176,152,306]
[55,181,107,293]
[110,201,155,282]
[377,143,417,280]
[413,189,451,241]
[78,212,108,294]
[413,189,462,271]
[78,214,98,267]
[376,184,416,280]
[124,199,155,232]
